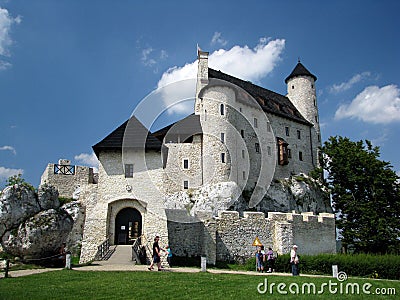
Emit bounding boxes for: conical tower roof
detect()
[285,61,317,83]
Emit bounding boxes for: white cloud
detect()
[141,47,156,66]
[0,166,23,180]
[141,47,168,69]
[335,84,400,124]
[211,32,227,46]
[155,38,285,115]
[0,145,16,155]
[0,60,11,70]
[330,72,371,93]
[74,152,99,172]
[0,7,20,56]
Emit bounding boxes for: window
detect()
[255,143,260,153]
[239,107,242,112]
[221,153,226,163]
[125,164,134,178]
[299,151,303,161]
[292,85,294,89]
[221,132,225,143]
[183,180,189,189]
[254,118,258,128]
[240,130,244,138]
[285,126,290,136]
[277,138,289,166]
[267,146,271,156]
[315,115,318,122]
[183,159,189,169]
[287,149,292,158]
[311,84,314,89]
[242,149,245,159]
[267,122,271,132]
[242,171,246,180]
[318,134,321,142]
[204,109,207,121]
[297,130,301,139]
[220,103,225,115]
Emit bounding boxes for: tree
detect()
[319,136,400,254]
[5,174,35,191]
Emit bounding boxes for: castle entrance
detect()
[114,207,142,245]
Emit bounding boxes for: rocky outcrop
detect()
[0,184,83,259]
[164,173,332,217]
[1,209,73,258]
[0,185,40,238]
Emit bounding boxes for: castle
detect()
[41,50,335,264]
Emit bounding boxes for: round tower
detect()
[285,61,321,165]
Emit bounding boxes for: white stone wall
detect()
[40,163,94,198]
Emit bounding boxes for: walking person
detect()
[290,245,299,276]
[148,236,165,271]
[266,247,275,273]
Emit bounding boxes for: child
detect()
[166,245,173,267]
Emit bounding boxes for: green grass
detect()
[0,270,399,299]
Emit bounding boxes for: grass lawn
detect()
[0,270,398,299]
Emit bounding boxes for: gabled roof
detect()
[208,68,311,126]
[92,116,162,157]
[152,114,202,143]
[284,62,317,83]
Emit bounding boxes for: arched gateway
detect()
[108,199,146,245]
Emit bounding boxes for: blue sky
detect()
[0,0,399,187]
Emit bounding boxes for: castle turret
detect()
[285,61,321,166]
[195,48,209,114]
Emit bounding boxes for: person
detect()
[255,247,264,272]
[266,247,275,273]
[59,242,67,266]
[166,245,172,267]
[290,245,299,276]
[148,236,166,271]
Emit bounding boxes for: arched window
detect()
[220,103,225,115]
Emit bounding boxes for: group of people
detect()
[148,235,172,271]
[255,245,275,273]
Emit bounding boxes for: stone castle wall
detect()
[166,210,335,265]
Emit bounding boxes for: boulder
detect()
[1,209,73,259]
[0,185,40,238]
[62,201,86,256]
[37,184,60,210]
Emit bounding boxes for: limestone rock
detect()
[37,184,60,210]
[62,201,85,256]
[0,185,40,238]
[1,209,73,258]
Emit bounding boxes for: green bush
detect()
[252,253,400,279]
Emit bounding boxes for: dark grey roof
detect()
[208,68,311,126]
[285,62,317,83]
[92,116,162,157]
[152,114,202,143]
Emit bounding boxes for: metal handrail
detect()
[95,237,110,260]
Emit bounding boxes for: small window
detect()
[242,171,246,180]
[204,109,207,121]
[254,118,258,128]
[288,149,292,158]
[255,143,260,153]
[285,126,290,136]
[221,132,225,143]
[242,149,245,159]
[267,122,271,132]
[314,98,316,107]
[220,103,225,115]
[124,164,134,178]
[267,146,271,156]
[318,134,321,142]
[183,180,189,189]
[315,115,318,122]
[292,85,294,89]
[297,130,301,139]
[239,107,242,112]
[183,159,189,169]
[311,84,314,89]
[221,153,226,163]
[240,130,244,138]
[299,151,303,161]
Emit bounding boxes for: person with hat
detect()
[290,245,299,276]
